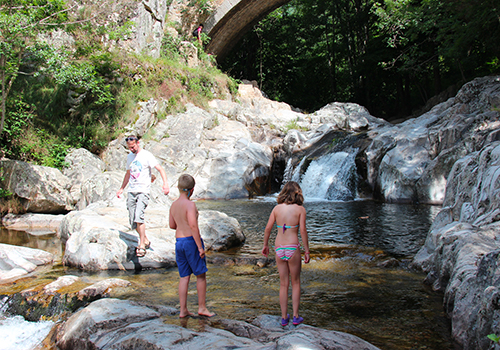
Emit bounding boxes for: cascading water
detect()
[0,309,53,350]
[288,150,358,201]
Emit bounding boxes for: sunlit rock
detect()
[365,76,500,204]
[43,275,80,295]
[0,159,75,213]
[55,298,381,350]
[1,213,64,233]
[0,243,54,282]
[60,202,245,270]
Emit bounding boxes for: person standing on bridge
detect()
[193,23,204,45]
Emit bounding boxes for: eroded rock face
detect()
[56,298,381,350]
[0,160,75,213]
[412,142,500,349]
[364,76,500,204]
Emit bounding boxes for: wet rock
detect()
[207,255,273,267]
[44,275,80,295]
[377,258,400,268]
[0,243,54,282]
[55,298,381,350]
[1,277,132,322]
[1,213,64,233]
[77,278,131,299]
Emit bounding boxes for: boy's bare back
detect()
[169,196,199,239]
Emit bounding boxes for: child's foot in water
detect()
[198,307,216,317]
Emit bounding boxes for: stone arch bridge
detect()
[205,0,291,61]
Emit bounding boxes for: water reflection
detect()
[196,199,440,257]
[0,228,62,261]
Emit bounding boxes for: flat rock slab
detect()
[56,298,381,350]
[0,243,54,282]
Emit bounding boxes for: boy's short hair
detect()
[178,174,195,191]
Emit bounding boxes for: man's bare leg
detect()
[136,222,150,249]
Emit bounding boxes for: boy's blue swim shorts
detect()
[175,236,208,277]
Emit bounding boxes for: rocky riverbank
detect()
[1,75,499,349]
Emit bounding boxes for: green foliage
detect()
[107,21,134,42]
[0,0,237,172]
[284,118,308,133]
[0,170,13,198]
[183,0,212,16]
[162,33,183,62]
[488,334,500,343]
[221,0,500,120]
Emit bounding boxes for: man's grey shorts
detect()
[127,192,150,230]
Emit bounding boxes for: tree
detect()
[221,0,499,119]
[0,0,68,134]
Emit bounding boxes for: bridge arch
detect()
[205,0,291,61]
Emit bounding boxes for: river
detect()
[0,197,452,350]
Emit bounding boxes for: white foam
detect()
[0,315,54,350]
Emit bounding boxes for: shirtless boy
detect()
[169,174,215,318]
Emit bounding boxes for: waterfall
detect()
[283,157,306,184]
[298,150,358,201]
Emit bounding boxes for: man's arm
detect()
[116,170,131,197]
[154,164,170,195]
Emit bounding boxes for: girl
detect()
[262,181,310,326]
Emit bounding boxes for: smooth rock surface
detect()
[56,298,381,350]
[0,243,54,282]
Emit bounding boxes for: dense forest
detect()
[221,0,500,120]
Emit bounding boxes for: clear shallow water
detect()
[0,199,453,350]
[196,198,441,257]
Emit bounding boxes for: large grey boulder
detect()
[365,75,500,204]
[56,298,381,350]
[412,141,500,349]
[310,102,389,131]
[105,102,275,199]
[0,159,75,213]
[60,201,245,271]
[63,148,106,205]
[0,243,54,282]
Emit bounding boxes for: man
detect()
[117,135,170,257]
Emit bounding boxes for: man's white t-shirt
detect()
[126,149,159,193]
